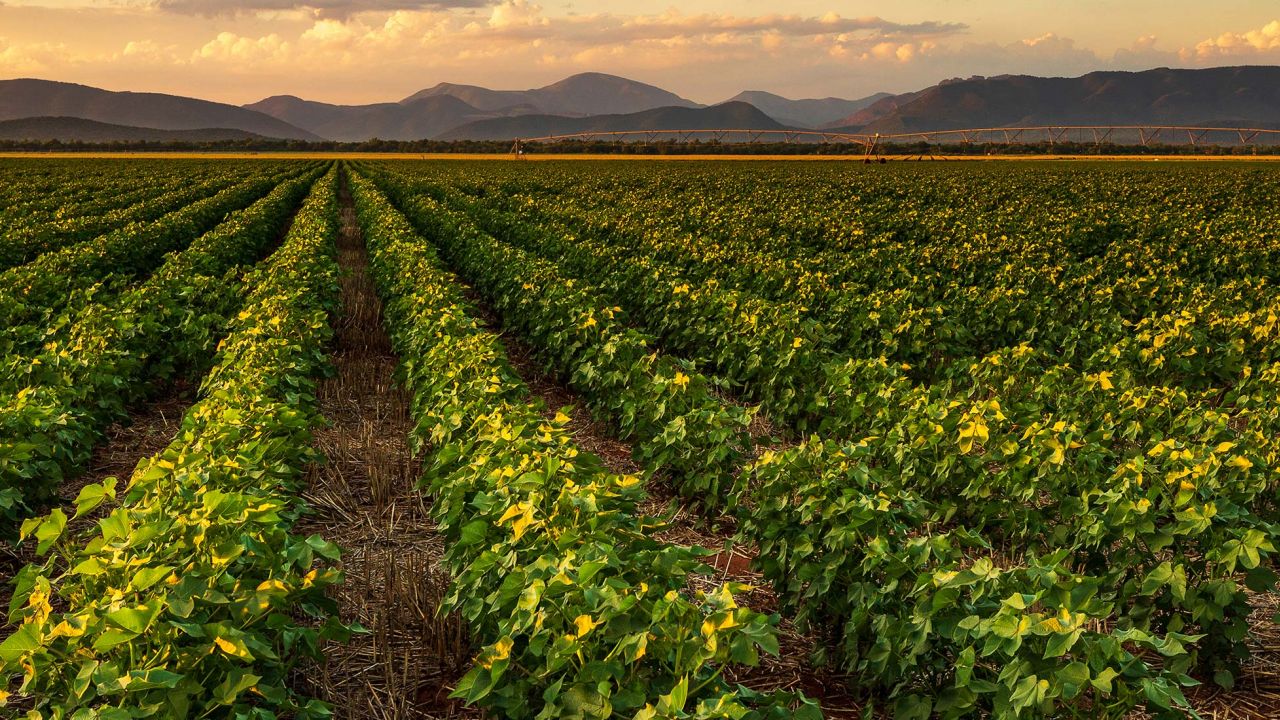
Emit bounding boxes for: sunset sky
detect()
[3,1,1279,105]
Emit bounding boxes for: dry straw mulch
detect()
[293,183,473,719]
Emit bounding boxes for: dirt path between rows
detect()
[294,174,473,719]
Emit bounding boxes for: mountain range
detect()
[829,66,1280,133]
[0,78,318,140]
[0,67,1278,144]
[0,116,266,142]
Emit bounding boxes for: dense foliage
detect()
[351,170,816,719]
[361,159,1280,719]
[1,167,346,717]
[2,157,1278,720]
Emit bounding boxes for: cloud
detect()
[0,1,1176,104]
[195,31,290,62]
[1185,19,1280,59]
[151,0,489,18]
[0,35,75,74]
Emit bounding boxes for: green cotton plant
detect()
[0,168,324,535]
[739,437,1203,720]
[364,167,755,505]
[350,169,820,720]
[0,167,347,719]
[734,339,1279,717]
[427,188,837,431]
[0,172,239,272]
[0,164,309,333]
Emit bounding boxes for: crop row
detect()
[367,161,1280,719]
[0,170,238,271]
[361,166,758,502]
[416,163,1280,386]
[0,168,346,718]
[0,161,212,227]
[0,167,324,529]
[0,163,314,350]
[350,170,817,720]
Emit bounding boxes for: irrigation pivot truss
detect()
[510,125,1280,155]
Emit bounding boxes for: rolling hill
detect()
[830,66,1280,134]
[436,101,785,141]
[724,91,891,128]
[0,116,266,142]
[245,94,497,142]
[401,72,702,116]
[0,79,318,140]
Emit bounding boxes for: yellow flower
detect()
[792,337,804,349]
[1044,438,1066,465]
[672,372,689,390]
[1087,371,1115,391]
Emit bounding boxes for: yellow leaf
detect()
[957,416,989,454]
[511,505,535,540]
[1045,438,1066,465]
[481,636,514,668]
[574,614,598,638]
[494,636,513,659]
[1228,455,1254,470]
[498,504,523,524]
[256,579,288,593]
[49,620,84,639]
[215,637,239,655]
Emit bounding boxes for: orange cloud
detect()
[1186,20,1280,59]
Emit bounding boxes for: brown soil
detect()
[292,175,473,719]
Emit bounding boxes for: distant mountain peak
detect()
[398,73,701,116]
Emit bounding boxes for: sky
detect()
[2,1,1279,105]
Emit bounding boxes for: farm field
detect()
[1,158,1279,720]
